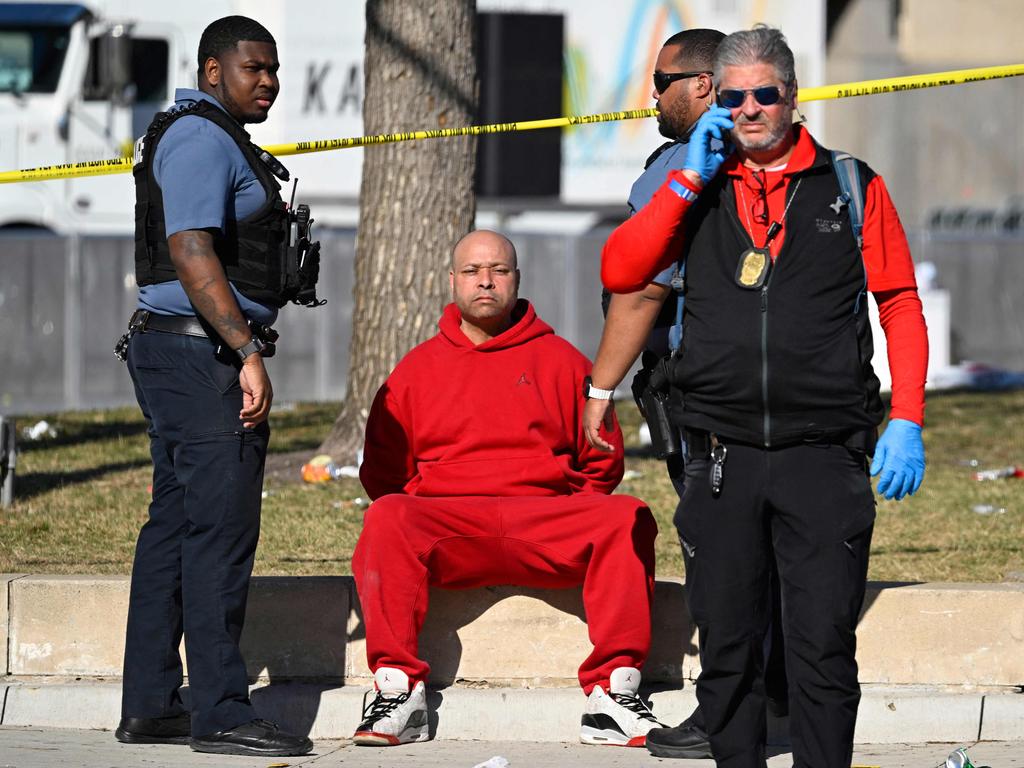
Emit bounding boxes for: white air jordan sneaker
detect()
[580,666,663,747]
[353,667,429,746]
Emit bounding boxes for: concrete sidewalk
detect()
[5,681,1024,743]
[1,727,1022,768]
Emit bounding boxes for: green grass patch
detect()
[2,392,1023,582]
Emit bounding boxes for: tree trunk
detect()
[318,0,478,461]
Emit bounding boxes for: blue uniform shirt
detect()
[137,88,277,325]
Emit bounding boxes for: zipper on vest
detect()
[726,181,773,445]
[747,174,805,448]
[761,283,771,447]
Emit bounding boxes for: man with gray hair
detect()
[600,26,928,767]
[586,27,789,760]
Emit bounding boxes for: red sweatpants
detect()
[352,493,657,693]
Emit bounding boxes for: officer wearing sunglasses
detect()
[600,25,928,768]
[585,27,789,761]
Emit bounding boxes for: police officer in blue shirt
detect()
[114,16,317,757]
[587,29,727,474]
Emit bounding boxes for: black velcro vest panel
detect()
[133,100,291,308]
[669,140,884,447]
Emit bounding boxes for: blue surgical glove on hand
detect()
[683,106,735,185]
[870,418,926,501]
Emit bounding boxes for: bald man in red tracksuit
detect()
[350,230,660,749]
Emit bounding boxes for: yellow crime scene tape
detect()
[1,62,1022,185]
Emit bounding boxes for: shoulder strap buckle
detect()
[830,150,865,251]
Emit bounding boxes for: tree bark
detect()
[318,0,478,460]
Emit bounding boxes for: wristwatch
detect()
[234,336,266,362]
[583,376,614,401]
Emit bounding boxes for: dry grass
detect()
[2,391,1023,582]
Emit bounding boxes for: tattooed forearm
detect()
[187,287,250,340]
[168,230,251,348]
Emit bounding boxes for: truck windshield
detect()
[0,26,71,94]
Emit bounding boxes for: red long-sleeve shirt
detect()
[602,126,927,425]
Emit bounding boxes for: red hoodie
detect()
[360,300,624,500]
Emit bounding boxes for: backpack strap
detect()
[830,150,864,251]
[830,149,869,314]
[667,263,685,354]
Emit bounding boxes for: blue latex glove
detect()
[683,106,735,184]
[870,418,926,500]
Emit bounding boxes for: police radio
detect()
[284,178,326,308]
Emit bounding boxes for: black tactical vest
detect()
[668,140,884,447]
[133,100,295,308]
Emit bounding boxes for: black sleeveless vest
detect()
[668,138,884,447]
[133,100,293,308]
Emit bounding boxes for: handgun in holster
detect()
[632,352,681,459]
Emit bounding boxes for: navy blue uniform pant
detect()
[676,438,874,768]
[122,329,268,736]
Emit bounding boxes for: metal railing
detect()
[1,228,1021,415]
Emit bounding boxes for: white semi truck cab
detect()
[0,3,183,232]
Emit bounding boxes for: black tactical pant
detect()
[122,329,268,736]
[667,443,788,736]
[676,437,874,768]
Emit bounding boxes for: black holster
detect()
[632,353,681,459]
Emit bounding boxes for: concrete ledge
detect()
[2,681,1021,742]
[3,681,121,730]
[1,575,25,676]
[8,576,349,680]
[4,576,1024,689]
[347,580,697,685]
[10,576,129,677]
[858,582,1024,686]
[981,692,1024,740]
[854,687,983,743]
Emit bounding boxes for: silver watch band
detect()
[235,337,265,361]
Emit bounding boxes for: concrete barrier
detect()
[6,575,1023,688]
[3,574,1024,740]
[1,574,22,676]
[7,576,351,681]
[347,580,698,686]
[857,582,1024,686]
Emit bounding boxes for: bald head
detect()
[452,229,517,271]
[449,229,521,344]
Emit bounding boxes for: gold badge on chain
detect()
[735,247,770,289]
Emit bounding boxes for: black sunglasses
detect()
[718,86,784,109]
[653,70,711,94]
